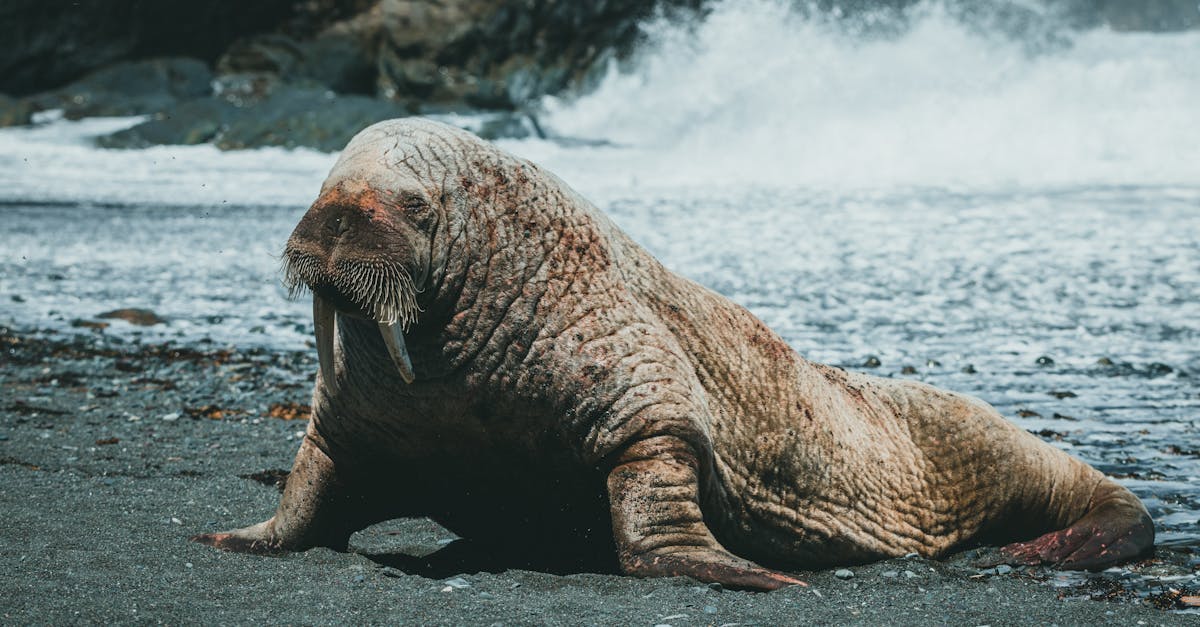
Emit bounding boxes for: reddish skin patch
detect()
[1000,506,1154,570]
[190,532,284,556]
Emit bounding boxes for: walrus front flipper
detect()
[607,436,806,591]
[1000,479,1154,570]
[192,423,368,554]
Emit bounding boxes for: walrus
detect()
[192,118,1153,590]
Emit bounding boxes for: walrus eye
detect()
[401,198,435,229]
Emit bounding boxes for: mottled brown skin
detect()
[193,119,1154,589]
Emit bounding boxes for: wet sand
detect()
[1,325,1195,625]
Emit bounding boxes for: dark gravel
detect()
[1,325,1196,624]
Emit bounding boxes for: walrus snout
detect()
[283,189,428,387]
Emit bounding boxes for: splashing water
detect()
[515,0,1200,192]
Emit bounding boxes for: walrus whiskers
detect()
[283,251,423,382]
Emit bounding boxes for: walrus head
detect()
[281,119,471,386]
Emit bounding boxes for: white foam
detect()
[0,115,337,207]
[518,0,1200,191]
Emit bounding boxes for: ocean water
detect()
[1,0,1197,584]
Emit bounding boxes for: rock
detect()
[703,605,717,614]
[369,0,705,109]
[475,112,544,140]
[0,0,296,96]
[217,34,374,95]
[900,365,918,375]
[98,98,237,149]
[995,564,1013,575]
[217,86,407,151]
[1035,355,1055,366]
[99,85,409,152]
[1146,362,1174,377]
[27,57,213,120]
[0,94,34,127]
[98,308,165,326]
[834,569,854,580]
[443,577,471,589]
[70,319,110,330]
[961,364,977,374]
[863,356,882,368]
[880,570,899,578]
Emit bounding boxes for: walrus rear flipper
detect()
[606,436,807,591]
[1000,479,1154,570]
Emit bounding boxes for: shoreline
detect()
[1,325,1196,624]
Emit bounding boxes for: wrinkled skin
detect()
[193,119,1154,590]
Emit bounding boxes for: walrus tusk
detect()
[313,294,337,387]
[379,322,416,384]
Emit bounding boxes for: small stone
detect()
[834,569,854,580]
[903,552,919,559]
[98,308,165,326]
[443,576,471,589]
[1096,357,1114,366]
[900,366,918,375]
[995,564,1013,575]
[353,574,365,583]
[863,356,882,368]
[184,562,193,568]
[1147,362,1173,376]
[1035,355,1054,366]
[925,359,941,367]
[170,517,182,525]
[380,567,403,578]
[903,570,918,579]
[703,605,717,614]
[961,364,977,374]
[161,412,180,422]
[479,592,494,599]
[880,570,899,578]
[707,582,723,592]
[440,585,454,593]
[0,434,8,441]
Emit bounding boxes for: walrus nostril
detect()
[325,215,352,236]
